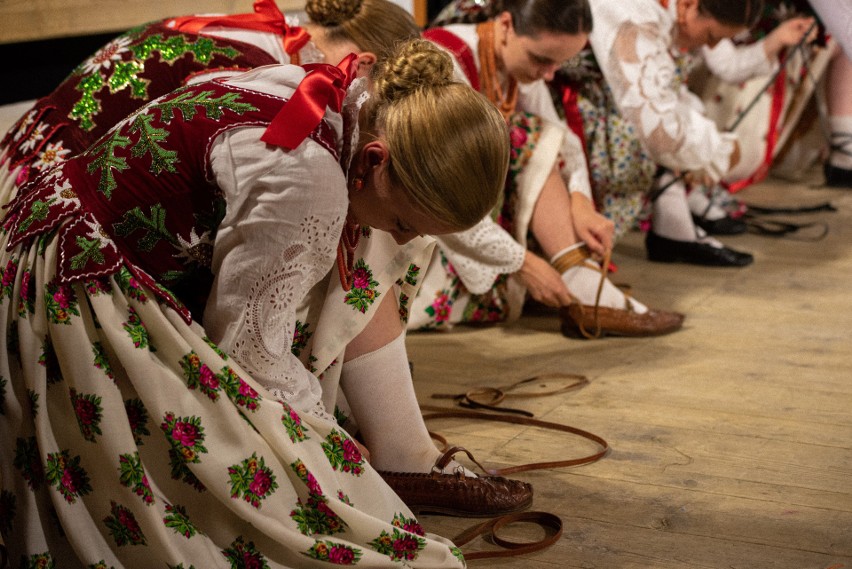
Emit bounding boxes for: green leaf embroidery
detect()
[129,112,178,175]
[154,89,258,123]
[69,235,107,270]
[112,203,176,252]
[86,130,132,198]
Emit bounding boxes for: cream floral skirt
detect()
[0,197,465,568]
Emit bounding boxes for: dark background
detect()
[0,0,454,105]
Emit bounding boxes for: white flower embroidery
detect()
[617,33,681,141]
[18,123,48,153]
[32,141,71,170]
[175,227,215,267]
[54,176,81,206]
[80,36,133,75]
[81,216,114,248]
[13,109,38,142]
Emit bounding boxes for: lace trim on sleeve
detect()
[436,218,526,295]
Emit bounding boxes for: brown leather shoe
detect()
[560,304,685,339]
[378,446,533,517]
[379,470,533,517]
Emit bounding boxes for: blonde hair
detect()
[305,0,420,61]
[363,39,510,229]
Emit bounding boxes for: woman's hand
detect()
[570,193,614,257]
[516,251,574,308]
[764,16,817,59]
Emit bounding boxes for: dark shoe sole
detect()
[646,232,753,267]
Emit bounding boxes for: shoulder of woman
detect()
[222,63,307,98]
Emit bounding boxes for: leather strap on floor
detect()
[430,372,589,417]
[419,406,609,476]
[454,511,563,561]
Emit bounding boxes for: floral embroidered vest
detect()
[1,21,279,186]
[5,79,339,322]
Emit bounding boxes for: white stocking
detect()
[340,332,474,475]
[828,116,852,169]
[652,177,724,248]
[550,244,648,314]
[687,186,727,221]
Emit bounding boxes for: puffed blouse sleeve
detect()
[700,39,775,85]
[589,4,737,181]
[435,218,526,295]
[204,117,348,421]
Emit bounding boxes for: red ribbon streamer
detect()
[261,54,358,150]
[725,65,788,194]
[166,0,310,55]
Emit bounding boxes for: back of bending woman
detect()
[0,0,303,204]
[0,39,510,568]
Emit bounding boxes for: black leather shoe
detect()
[692,214,748,235]
[824,162,852,188]
[646,232,753,267]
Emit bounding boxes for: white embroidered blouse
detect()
[587,0,743,182]
[203,64,350,420]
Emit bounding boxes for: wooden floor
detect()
[406,172,852,568]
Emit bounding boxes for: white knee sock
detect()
[687,186,727,221]
[652,177,698,241]
[550,245,648,313]
[652,177,723,248]
[340,332,474,475]
[828,116,852,169]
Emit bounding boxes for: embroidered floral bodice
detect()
[5,64,351,418]
[1,22,280,187]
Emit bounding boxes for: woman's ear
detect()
[355,52,378,78]
[677,0,699,22]
[351,140,390,181]
[361,140,389,169]
[496,11,513,42]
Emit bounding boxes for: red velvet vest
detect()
[1,21,279,186]
[5,78,338,322]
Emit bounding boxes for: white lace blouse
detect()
[587,0,740,182]
[203,64,349,420]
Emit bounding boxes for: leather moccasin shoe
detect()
[559,304,685,339]
[378,445,533,517]
[646,231,753,267]
[379,470,533,517]
[824,162,852,188]
[692,214,748,235]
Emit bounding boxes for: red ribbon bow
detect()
[167,0,309,55]
[261,53,358,150]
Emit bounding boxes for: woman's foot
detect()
[377,447,534,517]
[553,245,685,338]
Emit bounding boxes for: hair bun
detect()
[305,0,363,26]
[374,39,456,102]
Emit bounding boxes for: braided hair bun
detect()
[373,39,455,102]
[305,0,363,26]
